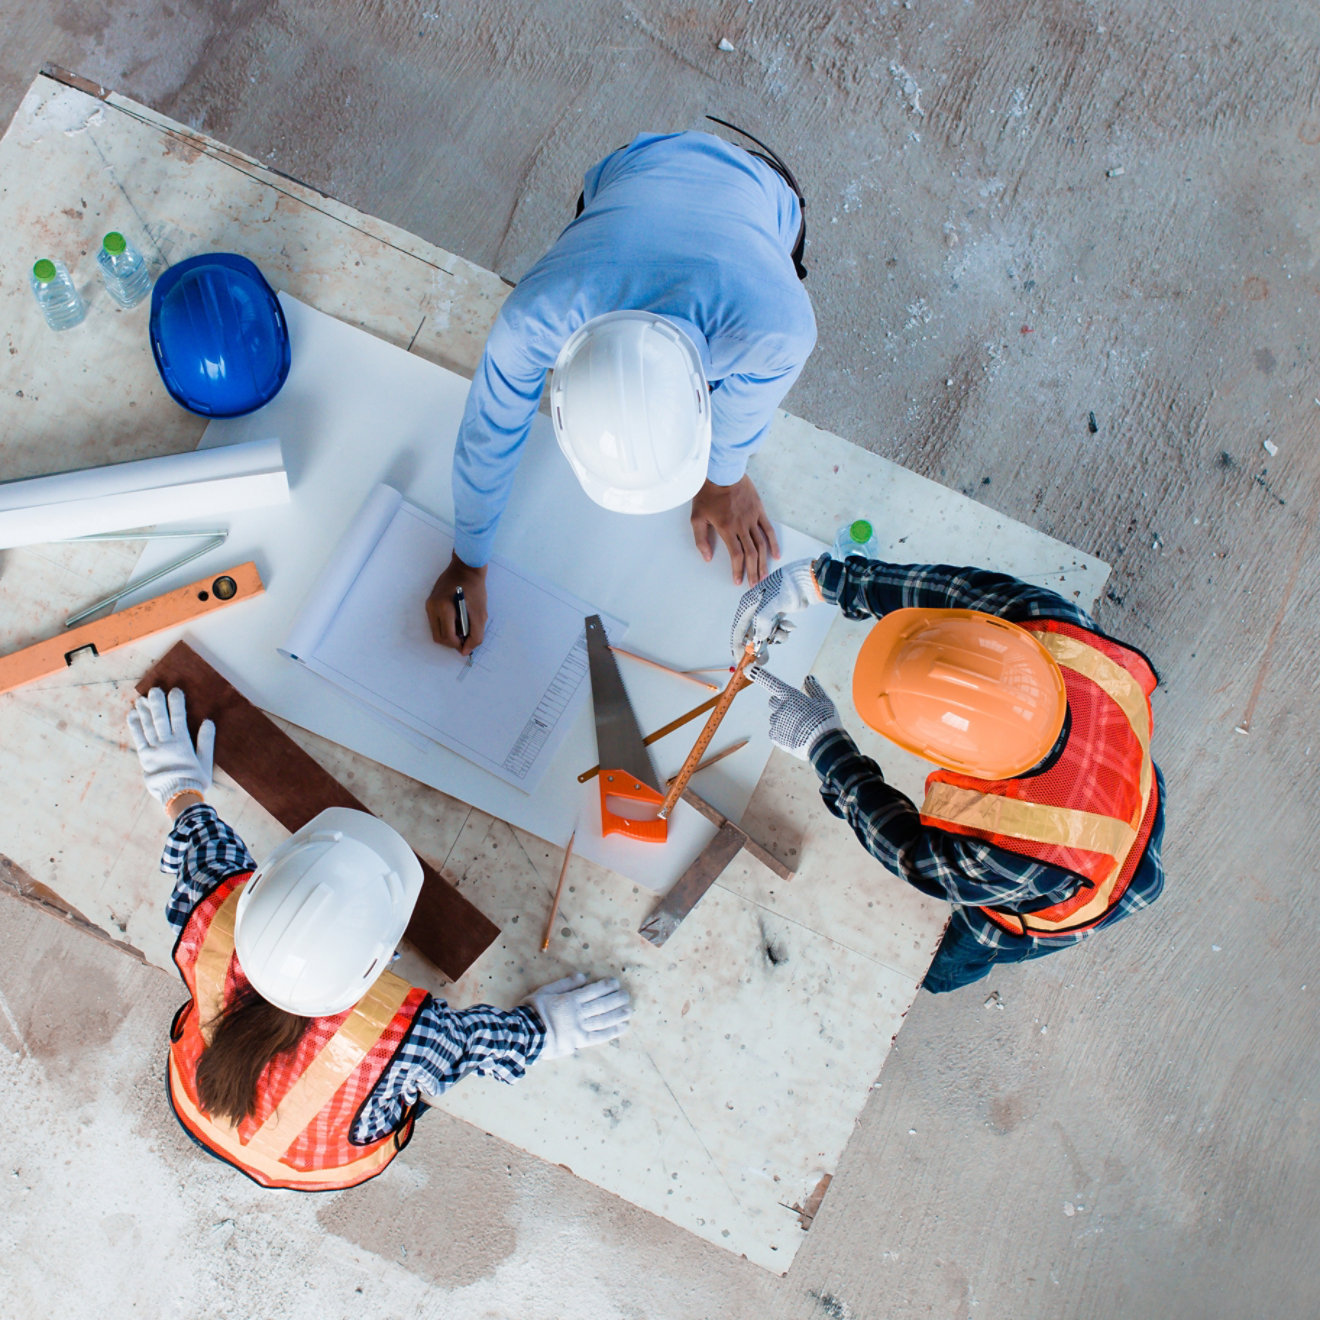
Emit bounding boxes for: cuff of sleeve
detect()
[809,727,866,781]
[451,533,491,570]
[704,454,749,487]
[813,553,846,604]
[519,1005,548,1065]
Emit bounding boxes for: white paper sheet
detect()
[0,435,289,547]
[281,484,626,792]
[134,296,835,894]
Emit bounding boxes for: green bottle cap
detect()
[102,231,127,254]
[33,259,57,283]
[849,519,873,543]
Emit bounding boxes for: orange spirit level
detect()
[0,562,264,695]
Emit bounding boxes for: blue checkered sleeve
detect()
[813,556,1096,630]
[161,803,257,934]
[352,1000,546,1143]
[810,731,1087,911]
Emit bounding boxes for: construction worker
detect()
[731,558,1166,992]
[128,686,630,1189]
[427,126,817,653]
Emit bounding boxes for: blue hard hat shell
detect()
[149,253,291,417]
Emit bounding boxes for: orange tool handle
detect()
[599,769,668,844]
[0,562,265,696]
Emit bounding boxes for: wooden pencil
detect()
[610,646,720,691]
[541,830,576,951]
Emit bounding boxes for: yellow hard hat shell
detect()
[852,609,1067,779]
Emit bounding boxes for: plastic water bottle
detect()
[96,231,152,308]
[832,518,880,561]
[29,258,87,330]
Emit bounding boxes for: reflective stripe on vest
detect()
[920,624,1156,936]
[168,881,420,1189]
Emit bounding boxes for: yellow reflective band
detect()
[924,631,1157,934]
[193,887,242,1042]
[242,971,413,1163]
[169,1053,399,1188]
[922,782,1137,861]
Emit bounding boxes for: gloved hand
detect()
[527,972,632,1061]
[729,558,822,656]
[752,668,844,759]
[127,686,215,806]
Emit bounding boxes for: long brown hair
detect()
[195,987,312,1124]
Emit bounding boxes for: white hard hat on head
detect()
[234,807,423,1018]
[550,310,711,514]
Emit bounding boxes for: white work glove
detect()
[527,972,632,1061]
[126,686,215,806]
[729,558,823,655]
[752,668,844,759]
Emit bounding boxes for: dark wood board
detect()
[137,641,499,981]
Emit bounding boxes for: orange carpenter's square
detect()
[0,562,264,695]
[657,642,759,820]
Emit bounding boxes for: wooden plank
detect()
[136,641,499,981]
[638,821,748,946]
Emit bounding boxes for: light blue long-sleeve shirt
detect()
[450,130,818,566]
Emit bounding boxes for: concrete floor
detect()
[2,2,1319,1316]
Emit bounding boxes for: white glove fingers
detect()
[196,720,216,782]
[750,667,795,700]
[579,986,630,1016]
[583,1003,631,1030]
[803,675,828,700]
[166,686,190,738]
[126,708,150,752]
[572,977,622,1006]
[144,686,172,742]
[587,1018,630,1043]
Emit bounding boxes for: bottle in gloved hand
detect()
[832,518,880,561]
[29,258,87,330]
[96,231,152,308]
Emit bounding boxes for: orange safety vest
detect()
[919,619,1159,938]
[167,873,429,1190]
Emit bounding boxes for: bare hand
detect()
[425,553,488,654]
[689,475,781,586]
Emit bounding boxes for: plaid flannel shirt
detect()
[807,557,1166,953]
[162,804,545,1143]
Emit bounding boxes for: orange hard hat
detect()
[852,609,1067,779]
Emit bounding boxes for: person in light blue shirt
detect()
[426,129,818,652]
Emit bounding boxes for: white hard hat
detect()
[234,808,423,1017]
[549,310,711,514]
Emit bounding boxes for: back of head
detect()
[853,609,1067,779]
[550,311,710,513]
[234,808,424,1018]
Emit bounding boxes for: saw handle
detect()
[599,770,668,844]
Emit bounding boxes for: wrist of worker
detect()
[166,789,206,821]
[807,725,860,778]
[812,553,848,605]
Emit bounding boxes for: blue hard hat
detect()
[149,253,291,417]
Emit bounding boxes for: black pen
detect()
[454,586,470,642]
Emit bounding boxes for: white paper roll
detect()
[0,437,290,548]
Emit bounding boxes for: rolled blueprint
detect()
[0,436,290,548]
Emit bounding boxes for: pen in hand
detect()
[454,586,470,642]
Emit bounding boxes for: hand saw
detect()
[585,615,667,844]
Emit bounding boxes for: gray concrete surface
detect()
[2,2,1319,1316]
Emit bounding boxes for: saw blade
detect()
[585,615,661,790]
